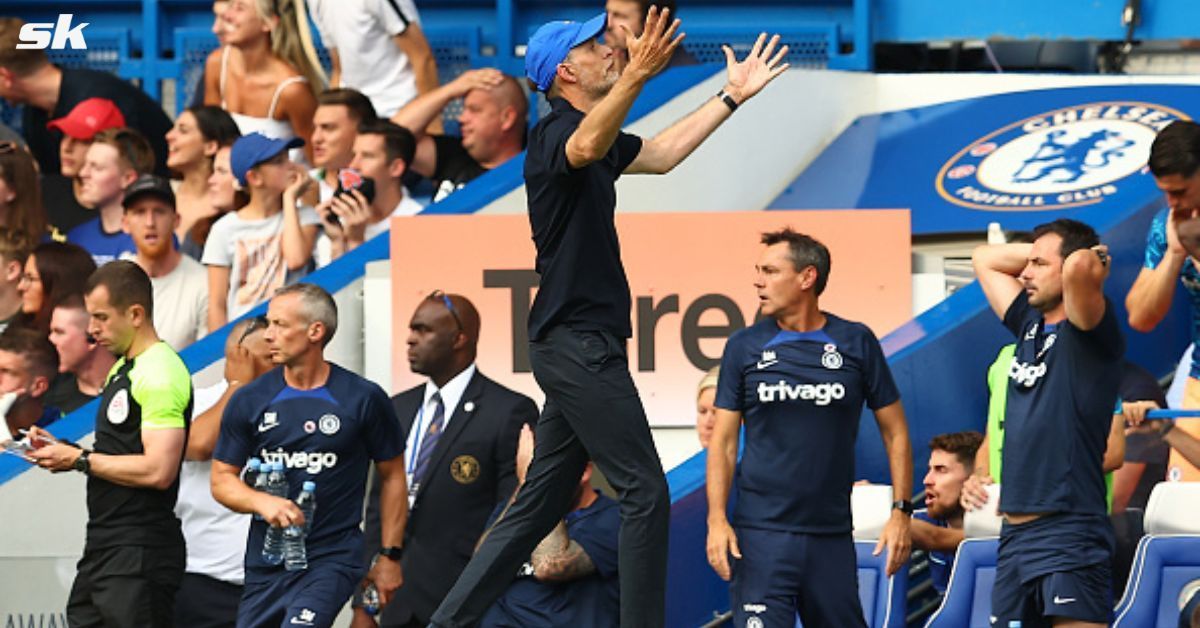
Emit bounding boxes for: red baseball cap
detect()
[46,98,126,140]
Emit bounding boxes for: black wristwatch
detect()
[1159,420,1176,438]
[72,449,91,475]
[378,546,403,561]
[892,499,914,515]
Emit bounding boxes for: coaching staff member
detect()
[430,7,790,628]
[30,261,193,627]
[973,219,1122,628]
[706,229,912,627]
[355,292,536,627]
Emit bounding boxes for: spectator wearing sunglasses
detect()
[174,314,274,628]
[68,128,157,267]
[0,18,173,177]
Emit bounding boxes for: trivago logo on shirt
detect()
[260,447,339,474]
[1009,360,1048,388]
[756,380,846,406]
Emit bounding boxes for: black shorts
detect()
[992,513,1114,626]
[67,543,185,628]
[174,572,243,628]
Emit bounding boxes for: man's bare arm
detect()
[971,243,1030,319]
[910,518,964,553]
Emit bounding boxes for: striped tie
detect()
[412,393,445,491]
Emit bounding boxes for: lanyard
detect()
[406,400,431,476]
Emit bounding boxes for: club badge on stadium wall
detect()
[936,102,1187,211]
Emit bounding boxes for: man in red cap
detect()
[42,98,127,237]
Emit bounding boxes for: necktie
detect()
[412,392,445,491]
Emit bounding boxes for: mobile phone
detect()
[334,168,376,204]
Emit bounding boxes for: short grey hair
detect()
[275,283,338,346]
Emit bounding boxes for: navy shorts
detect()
[992,513,1114,627]
[236,562,359,628]
[730,527,866,628]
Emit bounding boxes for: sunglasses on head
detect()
[238,314,269,345]
[428,290,463,331]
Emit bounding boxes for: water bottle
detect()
[1008,621,1022,628]
[360,582,380,616]
[261,462,288,565]
[283,481,316,571]
[250,458,270,521]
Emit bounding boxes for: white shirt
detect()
[175,381,251,584]
[307,0,422,118]
[314,194,424,267]
[151,254,209,352]
[405,364,476,499]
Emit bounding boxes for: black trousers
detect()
[173,572,243,628]
[430,326,670,628]
[67,543,184,628]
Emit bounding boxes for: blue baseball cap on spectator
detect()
[231,133,304,187]
[525,13,608,93]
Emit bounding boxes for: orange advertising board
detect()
[391,210,911,427]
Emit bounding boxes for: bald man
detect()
[390,69,528,202]
[356,292,537,628]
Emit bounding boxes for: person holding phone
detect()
[314,119,424,266]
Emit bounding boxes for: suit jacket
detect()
[363,369,537,625]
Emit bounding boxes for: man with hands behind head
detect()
[972,219,1123,628]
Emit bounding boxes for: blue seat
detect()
[794,541,908,628]
[1113,535,1200,627]
[924,537,999,628]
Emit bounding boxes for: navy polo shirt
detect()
[524,97,643,341]
[998,292,1123,516]
[715,315,900,533]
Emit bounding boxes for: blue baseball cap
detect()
[525,13,607,93]
[230,133,304,186]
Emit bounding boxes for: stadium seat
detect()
[923,537,999,628]
[851,483,894,540]
[1112,482,1200,627]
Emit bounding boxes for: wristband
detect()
[1159,420,1176,438]
[716,89,739,113]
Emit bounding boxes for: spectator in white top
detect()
[311,88,378,202]
[391,69,527,203]
[207,0,324,163]
[174,314,273,628]
[203,133,320,328]
[316,119,422,266]
[123,175,209,351]
[306,0,439,119]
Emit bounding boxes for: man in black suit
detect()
[355,291,537,628]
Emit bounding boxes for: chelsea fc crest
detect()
[936,102,1188,211]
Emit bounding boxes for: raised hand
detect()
[722,33,791,104]
[620,5,684,82]
[451,68,506,97]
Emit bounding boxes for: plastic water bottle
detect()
[250,458,270,521]
[261,462,288,565]
[283,481,316,571]
[360,582,380,616]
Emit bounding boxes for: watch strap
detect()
[892,499,914,515]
